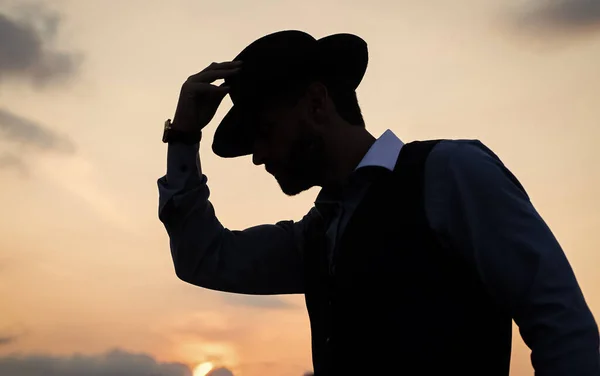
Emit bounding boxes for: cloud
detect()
[205,366,307,376]
[0,108,75,173]
[0,324,26,348]
[0,5,79,173]
[220,294,296,310]
[0,7,80,86]
[0,152,29,175]
[0,349,192,376]
[512,0,600,36]
[0,108,75,153]
[0,336,17,346]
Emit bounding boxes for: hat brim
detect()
[212,32,368,159]
[212,105,254,158]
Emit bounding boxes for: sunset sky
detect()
[1,0,599,375]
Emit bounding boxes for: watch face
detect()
[162,119,171,143]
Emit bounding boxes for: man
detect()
[158,30,599,375]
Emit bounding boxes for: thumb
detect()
[214,84,230,97]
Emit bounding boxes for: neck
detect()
[320,126,375,188]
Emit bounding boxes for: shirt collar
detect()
[355,129,404,172]
[315,129,404,204]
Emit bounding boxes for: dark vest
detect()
[304,140,513,375]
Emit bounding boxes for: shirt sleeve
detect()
[424,139,600,375]
[157,142,315,295]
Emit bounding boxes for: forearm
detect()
[509,227,599,375]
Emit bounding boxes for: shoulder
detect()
[426,139,503,171]
[422,139,529,205]
[421,140,533,236]
[423,139,515,185]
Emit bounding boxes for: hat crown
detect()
[226,31,320,104]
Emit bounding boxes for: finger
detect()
[205,60,243,71]
[183,81,230,95]
[188,67,241,83]
[193,61,242,77]
[186,61,242,81]
[212,82,230,93]
[215,86,230,97]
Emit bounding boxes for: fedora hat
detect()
[212,30,369,158]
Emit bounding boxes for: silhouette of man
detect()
[158,31,599,375]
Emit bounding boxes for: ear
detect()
[305,82,329,124]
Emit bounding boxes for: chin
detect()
[276,176,313,197]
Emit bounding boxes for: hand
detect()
[171,61,242,133]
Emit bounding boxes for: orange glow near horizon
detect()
[193,362,214,376]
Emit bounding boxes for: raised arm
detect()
[157,62,317,295]
[158,142,315,295]
[425,140,600,375]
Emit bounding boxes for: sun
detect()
[193,362,214,376]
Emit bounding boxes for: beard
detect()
[275,129,326,196]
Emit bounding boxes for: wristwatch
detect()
[162,119,202,144]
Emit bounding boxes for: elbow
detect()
[167,226,230,291]
[172,257,198,285]
[172,258,228,292]
[171,248,214,289]
[173,262,191,283]
[168,232,205,285]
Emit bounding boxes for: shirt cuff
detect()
[166,142,202,185]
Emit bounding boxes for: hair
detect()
[327,87,365,127]
[271,78,365,127]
